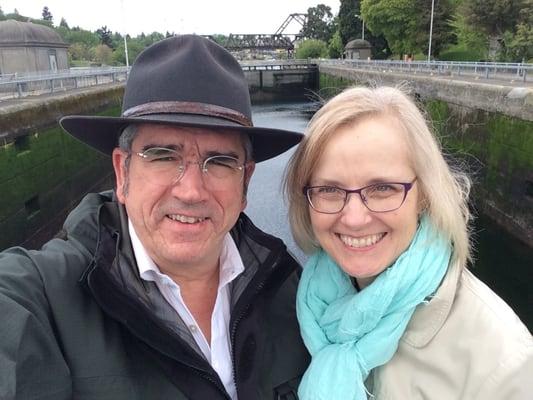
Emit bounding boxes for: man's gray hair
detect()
[119,124,139,152]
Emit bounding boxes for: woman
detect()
[285,86,532,400]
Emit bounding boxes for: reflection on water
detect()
[472,214,532,329]
[0,108,118,250]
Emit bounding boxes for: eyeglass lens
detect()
[307,183,409,213]
[135,147,244,186]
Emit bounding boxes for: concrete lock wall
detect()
[245,67,319,103]
[0,85,123,249]
[319,66,533,247]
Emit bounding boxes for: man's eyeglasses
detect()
[303,178,417,214]
[133,147,245,187]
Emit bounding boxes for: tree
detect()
[6,10,28,22]
[41,6,53,22]
[462,0,531,59]
[338,0,363,45]
[59,17,69,29]
[0,6,5,21]
[328,30,344,58]
[96,26,114,48]
[361,0,455,58]
[68,43,92,61]
[300,4,335,42]
[499,0,533,61]
[295,39,329,59]
[448,12,488,59]
[93,44,113,65]
[338,0,392,59]
[62,27,99,48]
[113,40,145,65]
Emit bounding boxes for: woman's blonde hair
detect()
[284,86,472,268]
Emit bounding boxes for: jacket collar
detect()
[401,261,462,347]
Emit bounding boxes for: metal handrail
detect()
[0,66,130,84]
[0,66,131,100]
[317,59,532,83]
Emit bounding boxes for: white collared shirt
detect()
[129,220,244,400]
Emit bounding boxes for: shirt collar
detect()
[128,219,244,287]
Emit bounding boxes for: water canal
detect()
[1,101,531,330]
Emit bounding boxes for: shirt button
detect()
[189,325,198,333]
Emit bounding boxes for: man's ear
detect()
[112,148,128,204]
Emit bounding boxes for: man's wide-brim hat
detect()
[60,35,303,162]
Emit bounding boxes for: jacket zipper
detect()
[229,247,291,398]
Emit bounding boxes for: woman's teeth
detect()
[339,233,385,248]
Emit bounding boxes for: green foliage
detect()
[0,6,5,21]
[61,27,100,47]
[295,39,328,59]
[93,44,113,65]
[96,26,113,48]
[448,12,488,59]
[462,0,521,37]
[59,17,69,28]
[338,0,363,44]
[300,4,335,42]
[498,1,533,61]
[328,30,344,58]
[5,12,28,22]
[461,0,528,59]
[361,0,456,58]
[211,34,228,46]
[338,0,392,59]
[438,44,486,61]
[41,6,53,22]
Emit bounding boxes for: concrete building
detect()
[344,39,372,60]
[0,19,69,75]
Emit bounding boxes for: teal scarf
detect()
[296,215,451,400]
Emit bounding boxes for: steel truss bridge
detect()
[205,13,308,54]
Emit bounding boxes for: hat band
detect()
[122,101,252,127]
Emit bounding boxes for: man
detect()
[0,35,309,399]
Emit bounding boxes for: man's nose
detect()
[170,161,209,202]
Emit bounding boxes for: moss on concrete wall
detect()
[427,100,533,244]
[319,73,353,99]
[0,104,120,250]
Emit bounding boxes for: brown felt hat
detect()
[60,34,303,162]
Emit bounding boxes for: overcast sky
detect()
[1,0,340,36]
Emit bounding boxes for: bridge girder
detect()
[274,13,307,35]
[221,34,294,51]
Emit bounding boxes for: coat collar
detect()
[401,261,463,347]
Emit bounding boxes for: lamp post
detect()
[355,14,364,41]
[427,0,435,62]
[120,0,130,68]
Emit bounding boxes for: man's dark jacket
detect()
[0,192,310,399]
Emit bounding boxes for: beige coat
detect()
[370,263,533,399]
